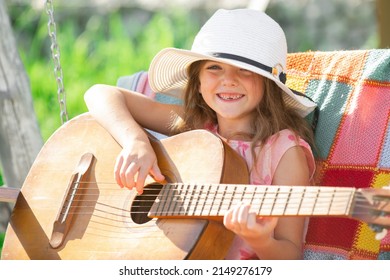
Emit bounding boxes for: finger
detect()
[121,161,138,190]
[135,166,149,195]
[223,207,234,229]
[237,203,250,225]
[246,212,258,230]
[229,203,244,232]
[114,156,125,188]
[149,161,165,182]
[264,217,279,229]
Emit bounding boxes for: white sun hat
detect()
[148,8,317,117]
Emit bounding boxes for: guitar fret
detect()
[249,186,256,205]
[217,185,228,215]
[270,186,279,215]
[170,183,183,215]
[205,184,213,216]
[300,187,317,215]
[297,187,305,215]
[192,184,202,216]
[191,184,200,216]
[264,186,276,215]
[312,188,320,215]
[293,187,305,215]
[199,184,207,216]
[165,185,176,215]
[209,184,221,216]
[228,185,236,210]
[315,187,344,215]
[201,184,210,216]
[154,185,167,216]
[346,189,355,214]
[334,188,354,215]
[231,185,240,210]
[241,186,255,206]
[180,183,191,216]
[240,186,246,202]
[282,187,292,215]
[248,187,259,214]
[165,184,175,215]
[328,188,336,215]
[257,186,267,215]
[187,184,197,216]
[193,184,206,216]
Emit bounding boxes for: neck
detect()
[217,118,254,141]
[148,183,357,219]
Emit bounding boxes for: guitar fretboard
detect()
[148,184,356,218]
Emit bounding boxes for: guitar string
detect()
[61,183,388,200]
[57,190,388,217]
[62,182,387,205]
[50,191,390,233]
[43,179,390,222]
[62,180,390,204]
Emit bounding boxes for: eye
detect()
[239,68,253,76]
[205,64,222,70]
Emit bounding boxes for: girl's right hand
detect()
[114,139,165,194]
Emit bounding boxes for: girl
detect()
[84,9,317,259]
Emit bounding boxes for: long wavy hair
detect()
[171,61,315,160]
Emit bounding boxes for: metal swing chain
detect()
[45,0,69,124]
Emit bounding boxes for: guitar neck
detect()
[0,186,20,203]
[149,184,357,218]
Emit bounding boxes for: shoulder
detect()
[266,129,308,148]
[263,129,316,184]
[273,145,313,185]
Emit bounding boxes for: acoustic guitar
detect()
[1,113,389,260]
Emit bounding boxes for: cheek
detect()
[199,72,217,89]
[199,79,212,95]
[251,78,265,101]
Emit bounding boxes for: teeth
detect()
[218,94,243,100]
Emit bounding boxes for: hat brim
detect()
[149,48,317,117]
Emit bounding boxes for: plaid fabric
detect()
[286,49,390,260]
[117,49,390,260]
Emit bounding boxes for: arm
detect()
[84,84,183,193]
[224,146,310,259]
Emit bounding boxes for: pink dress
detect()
[205,125,316,260]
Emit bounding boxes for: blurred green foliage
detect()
[11,6,200,140]
[0,232,4,255]
[0,4,200,253]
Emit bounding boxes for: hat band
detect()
[210,52,286,84]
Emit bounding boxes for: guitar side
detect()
[1,113,248,260]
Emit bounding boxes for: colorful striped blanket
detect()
[117,49,390,260]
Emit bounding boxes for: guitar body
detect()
[1,113,249,260]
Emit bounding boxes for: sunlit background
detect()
[0,0,389,253]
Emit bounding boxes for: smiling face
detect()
[198,60,265,137]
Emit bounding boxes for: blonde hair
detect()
[171,61,315,157]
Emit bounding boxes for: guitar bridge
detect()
[49,153,95,249]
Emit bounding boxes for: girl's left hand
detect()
[223,203,278,242]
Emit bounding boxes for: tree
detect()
[377,0,390,48]
[0,0,43,231]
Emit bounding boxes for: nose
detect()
[221,69,238,87]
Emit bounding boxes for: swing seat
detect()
[117,49,390,260]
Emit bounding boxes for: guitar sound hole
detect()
[130,183,162,224]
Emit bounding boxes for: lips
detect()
[217,93,244,101]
